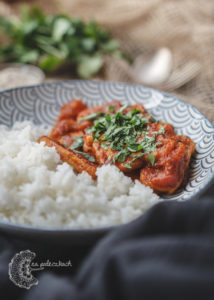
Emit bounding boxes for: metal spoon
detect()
[132,47,173,86]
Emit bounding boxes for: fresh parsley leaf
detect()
[139,135,156,153]
[123,161,132,169]
[147,154,156,166]
[108,105,115,112]
[156,127,165,135]
[77,54,103,79]
[101,143,109,150]
[127,143,141,152]
[131,107,141,115]
[105,114,111,122]
[69,137,83,150]
[79,112,105,122]
[119,104,129,113]
[52,17,70,42]
[39,55,63,72]
[112,150,129,164]
[117,150,130,163]
[73,150,95,162]
[124,153,144,168]
[0,6,125,78]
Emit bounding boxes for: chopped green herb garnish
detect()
[131,107,141,115]
[73,150,95,162]
[69,137,83,150]
[119,104,129,113]
[79,112,105,122]
[105,114,111,122]
[112,150,130,164]
[123,162,132,169]
[101,143,109,150]
[156,127,165,135]
[147,154,156,166]
[83,105,163,166]
[139,135,156,153]
[108,105,115,112]
[124,153,144,168]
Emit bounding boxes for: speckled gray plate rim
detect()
[0,80,213,242]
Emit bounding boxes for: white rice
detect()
[0,121,160,229]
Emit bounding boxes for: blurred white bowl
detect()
[0,63,45,91]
